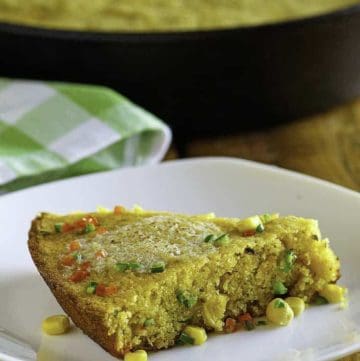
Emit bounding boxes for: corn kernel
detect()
[184,326,207,345]
[237,216,262,232]
[285,297,305,316]
[319,284,347,304]
[42,315,70,335]
[266,298,294,326]
[96,206,111,214]
[132,205,144,213]
[124,350,148,361]
[200,213,216,219]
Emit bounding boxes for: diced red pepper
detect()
[62,215,100,233]
[95,284,106,296]
[96,226,108,235]
[114,206,123,215]
[73,220,86,229]
[61,254,76,266]
[242,230,256,237]
[69,270,89,282]
[95,284,118,297]
[80,261,91,271]
[224,317,237,333]
[238,313,255,330]
[62,223,75,233]
[238,312,253,323]
[69,240,81,252]
[104,284,118,296]
[83,215,99,226]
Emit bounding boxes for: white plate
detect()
[0,157,359,361]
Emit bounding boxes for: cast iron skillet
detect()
[0,5,360,136]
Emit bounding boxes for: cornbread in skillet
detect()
[28,207,340,358]
[0,0,359,32]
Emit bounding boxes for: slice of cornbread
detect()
[28,207,340,358]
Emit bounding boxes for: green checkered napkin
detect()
[0,78,171,193]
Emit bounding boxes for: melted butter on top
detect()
[78,215,222,273]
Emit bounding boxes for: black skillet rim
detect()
[0,3,359,43]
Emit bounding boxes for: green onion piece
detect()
[257,320,267,326]
[86,281,98,294]
[260,213,280,223]
[281,250,297,273]
[213,233,230,246]
[274,299,286,308]
[144,318,155,327]
[73,252,83,263]
[313,295,329,305]
[262,214,271,223]
[116,263,129,272]
[204,234,215,243]
[177,332,194,345]
[128,262,143,270]
[85,223,96,233]
[176,290,198,309]
[151,261,165,273]
[244,320,255,331]
[256,224,265,233]
[273,280,288,295]
[116,262,143,272]
[178,318,192,323]
[54,223,63,233]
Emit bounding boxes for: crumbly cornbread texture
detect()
[28,208,340,358]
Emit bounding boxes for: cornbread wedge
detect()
[28,207,340,358]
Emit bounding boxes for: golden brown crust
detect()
[28,216,122,358]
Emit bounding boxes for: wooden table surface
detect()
[166,99,360,360]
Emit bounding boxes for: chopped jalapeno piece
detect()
[151,261,165,273]
[54,223,63,233]
[86,281,98,294]
[176,290,198,309]
[85,223,96,233]
[273,280,288,295]
[213,233,230,246]
[144,318,155,327]
[204,234,215,243]
[177,332,194,345]
[256,224,265,233]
